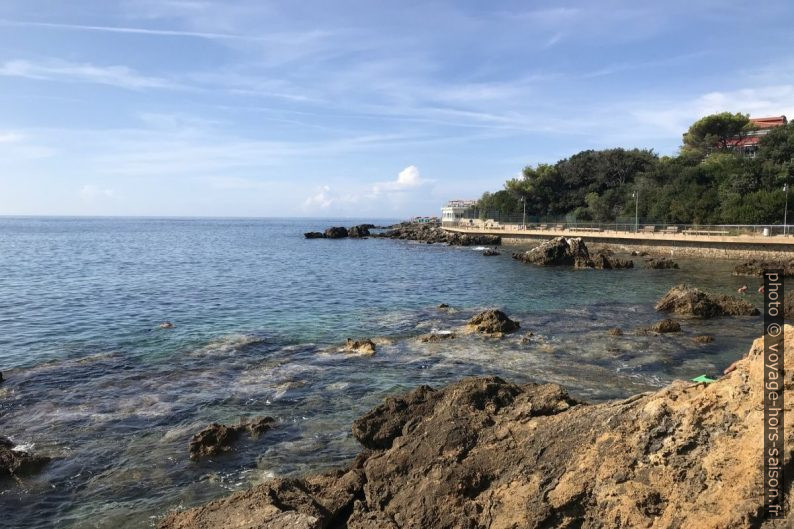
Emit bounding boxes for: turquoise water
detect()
[0,217,765,528]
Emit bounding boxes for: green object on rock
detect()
[691,374,716,383]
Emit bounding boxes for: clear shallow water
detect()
[0,217,766,528]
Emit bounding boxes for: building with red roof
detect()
[727,115,788,155]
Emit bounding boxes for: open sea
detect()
[0,217,766,528]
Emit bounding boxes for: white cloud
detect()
[80,185,115,201]
[0,132,22,143]
[0,59,177,90]
[372,165,428,194]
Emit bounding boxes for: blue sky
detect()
[0,0,792,217]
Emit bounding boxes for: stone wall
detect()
[501,235,794,260]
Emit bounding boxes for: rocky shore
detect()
[377,223,501,246]
[512,236,633,269]
[159,327,793,529]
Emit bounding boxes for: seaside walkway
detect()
[443,225,794,257]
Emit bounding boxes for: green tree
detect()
[681,112,752,155]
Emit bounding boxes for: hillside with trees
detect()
[476,112,794,225]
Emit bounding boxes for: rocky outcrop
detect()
[323,227,349,239]
[655,284,760,318]
[482,248,500,256]
[693,335,715,344]
[348,225,371,238]
[304,232,325,239]
[159,327,794,529]
[0,436,51,480]
[607,327,623,336]
[645,257,679,269]
[649,318,681,333]
[378,224,500,246]
[734,258,794,277]
[345,338,376,356]
[418,332,456,343]
[189,417,276,461]
[465,309,520,336]
[513,238,632,269]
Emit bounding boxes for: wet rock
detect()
[693,335,715,344]
[513,236,591,266]
[482,248,500,256]
[304,231,325,239]
[159,321,174,329]
[0,436,51,480]
[733,258,794,277]
[607,327,623,336]
[419,332,456,343]
[591,251,634,269]
[649,319,681,333]
[655,284,760,318]
[160,329,794,529]
[0,371,3,383]
[378,223,500,246]
[786,291,794,321]
[437,303,450,310]
[189,417,276,461]
[644,257,679,269]
[348,225,371,238]
[520,332,535,344]
[323,227,349,239]
[345,338,376,356]
[466,309,520,335]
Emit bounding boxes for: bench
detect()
[642,226,656,233]
[554,224,565,231]
[683,229,730,236]
[570,227,602,232]
[663,226,679,233]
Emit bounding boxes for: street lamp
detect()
[521,196,526,230]
[632,190,638,233]
[784,182,789,236]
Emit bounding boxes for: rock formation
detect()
[644,257,679,269]
[304,231,325,239]
[348,225,371,238]
[189,417,276,461]
[648,319,681,333]
[159,327,794,529]
[513,238,632,269]
[465,309,520,336]
[0,436,51,480]
[607,327,623,336]
[655,284,760,318]
[344,339,376,356]
[378,223,501,246]
[734,258,794,277]
[482,248,500,256]
[418,332,456,343]
[323,227,349,239]
[693,335,715,344]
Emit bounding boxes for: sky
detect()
[0,1,793,218]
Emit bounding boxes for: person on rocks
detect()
[737,285,748,295]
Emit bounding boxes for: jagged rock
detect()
[378,223,500,246]
[188,417,276,461]
[608,327,623,336]
[649,319,681,333]
[437,303,450,310]
[348,225,371,238]
[419,332,455,343]
[466,309,520,335]
[645,257,679,269]
[324,227,349,239]
[482,248,500,256]
[513,236,591,266]
[655,284,760,318]
[345,338,376,356]
[693,335,715,344]
[0,436,51,480]
[592,251,634,269]
[304,231,325,239]
[733,259,794,277]
[158,330,794,528]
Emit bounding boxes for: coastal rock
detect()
[649,318,681,333]
[513,236,591,266]
[345,338,376,356]
[0,371,3,383]
[591,251,634,269]
[188,417,276,461]
[0,436,51,480]
[655,284,760,318]
[437,303,450,310]
[348,225,371,238]
[466,309,520,335]
[323,227,349,239]
[418,332,456,343]
[733,258,794,277]
[786,290,794,321]
[379,223,500,246]
[482,248,500,256]
[158,328,794,529]
[693,335,715,344]
[304,231,325,239]
[607,327,623,336]
[644,257,679,269]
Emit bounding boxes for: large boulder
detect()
[513,236,591,266]
[734,258,794,277]
[323,227,349,239]
[344,338,376,356]
[158,329,794,528]
[304,232,325,239]
[0,436,51,480]
[189,417,276,461]
[655,284,760,318]
[466,309,520,335]
[348,225,371,238]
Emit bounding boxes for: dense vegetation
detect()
[477,112,794,225]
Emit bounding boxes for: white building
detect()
[441,200,477,226]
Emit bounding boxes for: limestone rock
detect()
[466,309,520,335]
[655,284,759,318]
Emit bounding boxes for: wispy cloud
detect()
[0,59,177,90]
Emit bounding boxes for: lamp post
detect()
[632,190,638,233]
[521,196,526,230]
[784,182,789,236]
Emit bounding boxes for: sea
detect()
[0,217,765,528]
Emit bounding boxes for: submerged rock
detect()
[418,332,456,343]
[158,329,794,528]
[189,417,276,461]
[437,303,450,310]
[323,226,349,239]
[649,318,681,333]
[693,335,715,344]
[607,327,623,336]
[733,258,794,277]
[0,436,51,480]
[345,338,376,356]
[466,309,520,335]
[482,248,500,256]
[303,231,325,239]
[645,257,679,269]
[655,284,759,318]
